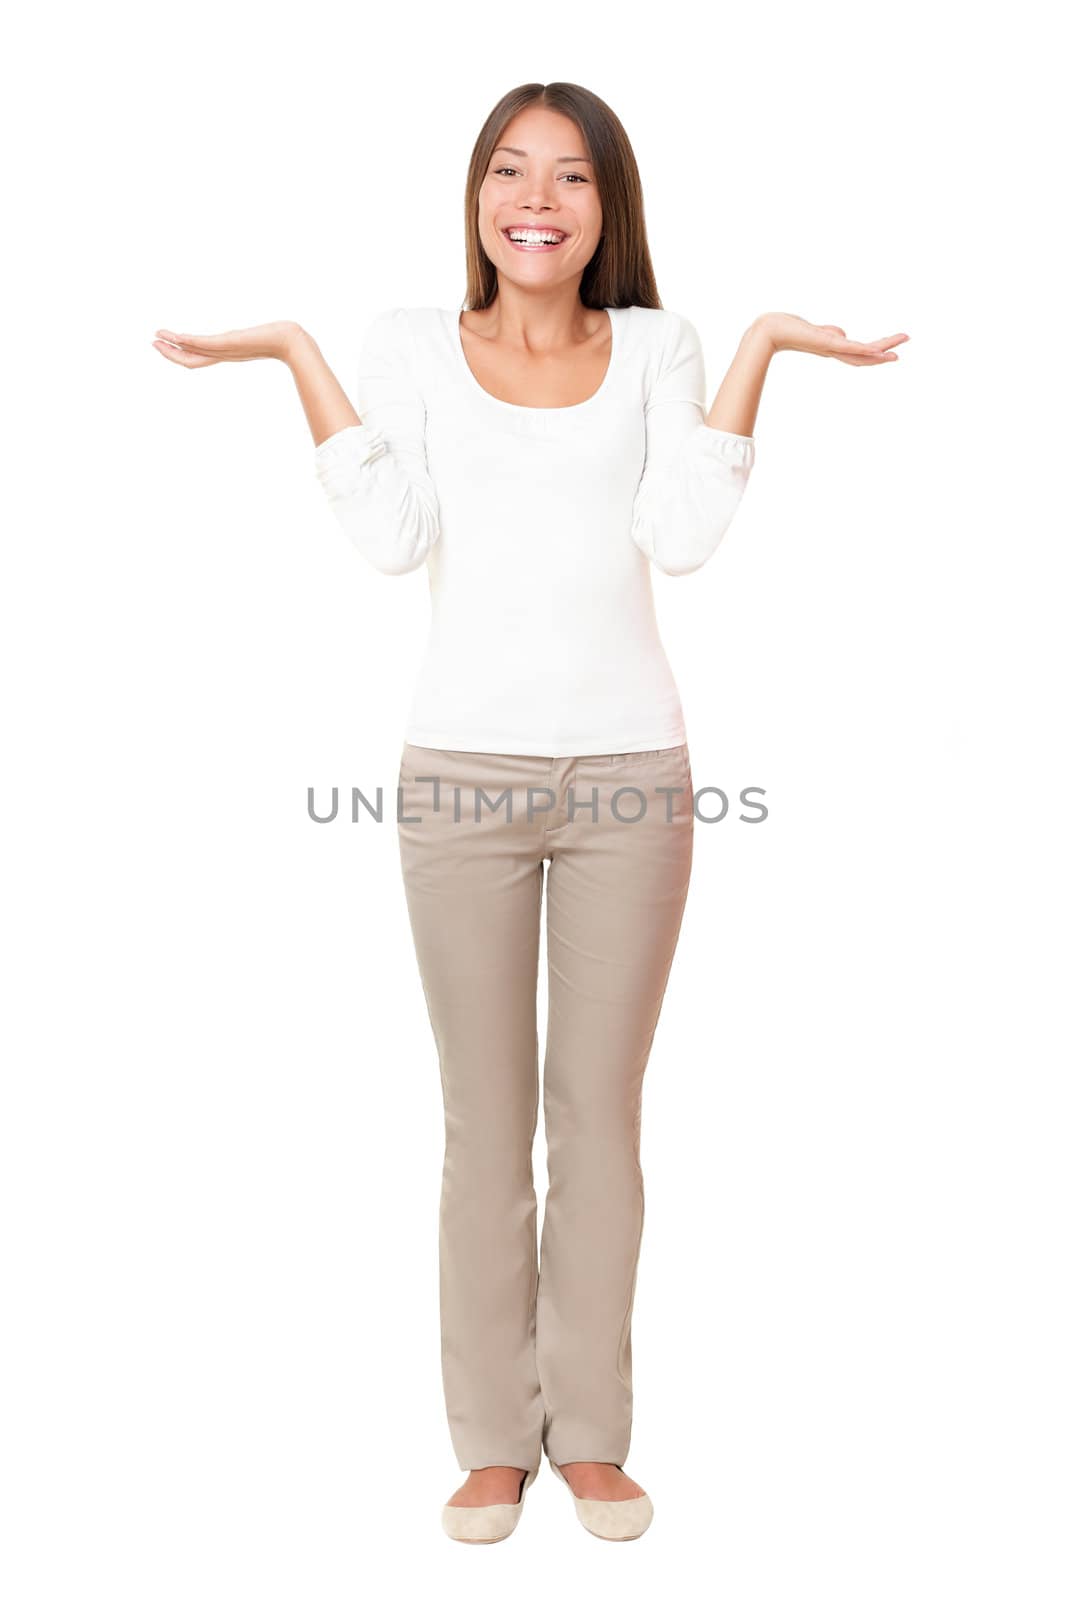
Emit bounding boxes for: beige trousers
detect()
[396,741,694,1472]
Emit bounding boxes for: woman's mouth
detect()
[502,227,568,252]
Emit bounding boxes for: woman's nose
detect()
[517,182,555,210]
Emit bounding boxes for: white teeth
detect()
[506,229,565,245]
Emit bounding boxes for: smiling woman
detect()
[152,73,907,1549]
[464,100,612,313]
[313,86,750,1541]
[306,80,903,1544]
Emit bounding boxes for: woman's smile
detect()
[501,226,569,252]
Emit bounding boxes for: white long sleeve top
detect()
[314,304,756,757]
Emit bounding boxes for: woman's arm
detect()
[284,325,363,446]
[152,319,363,445]
[706,313,909,437]
[705,321,774,438]
[152,312,441,574]
[629,309,908,576]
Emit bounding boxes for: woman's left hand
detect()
[756,313,909,366]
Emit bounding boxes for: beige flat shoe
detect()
[549,1459,654,1541]
[441,1464,538,1544]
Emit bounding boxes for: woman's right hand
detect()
[152,320,302,367]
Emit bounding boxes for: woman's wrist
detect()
[744,314,779,359]
[281,322,317,366]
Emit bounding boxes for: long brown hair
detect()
[462,82,662,313]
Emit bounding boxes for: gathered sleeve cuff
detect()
[314,423,389,494]
[312,310,441,576]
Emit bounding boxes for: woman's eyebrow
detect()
[493,146,592,164]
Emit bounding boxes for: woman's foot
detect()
[447,1466,528,1507]
[553,1461,645,1500]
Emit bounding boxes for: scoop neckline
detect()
[447,304,623,414]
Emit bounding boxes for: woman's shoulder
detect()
[615,304,687,350]
[362,305,440,334]
[359,307,452,376]
[372,305,450,330]
[618,304,672,322]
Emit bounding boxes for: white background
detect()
[3,2,1063,1595]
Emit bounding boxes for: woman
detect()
[153,81,907,1545]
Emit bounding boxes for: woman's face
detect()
[477,105,604,292]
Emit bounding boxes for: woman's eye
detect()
[492,166,588,183]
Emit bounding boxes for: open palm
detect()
[761,313,909,365]
[151,320,298,367]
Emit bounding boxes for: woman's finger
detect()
[151,339,219,368]
[155,329,227,352]
[827,334,891,356]
[835,349,899,365]
[152,322,290,362]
